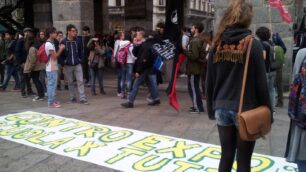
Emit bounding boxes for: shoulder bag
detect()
[237,37,272,141]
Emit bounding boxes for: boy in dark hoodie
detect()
[121,30,160,108]
[61,24,88,105]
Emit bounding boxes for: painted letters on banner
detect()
[0,111,297,172]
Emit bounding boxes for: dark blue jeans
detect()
[128,70,159,103]
[0,63,4,84]
[121,63,134,94]
[40,70,47,93]
[117,68,122,94]
[188,74,204,112]
[90,67,104,94]
[298,160,306,172]
[1,64,20,89]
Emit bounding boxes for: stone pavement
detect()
[0,72,291,172]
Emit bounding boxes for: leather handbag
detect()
[237,37,272,141]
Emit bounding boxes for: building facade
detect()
[1,0,215,34]
[106,0,215,33]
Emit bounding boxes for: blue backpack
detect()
[288,57,306,129]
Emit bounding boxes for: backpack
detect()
[274,45,285,68]
[199,41,210,64]
[116,43,130,64]
[37,42,50,63]
[263,41,282,71]
[288,57,306,129]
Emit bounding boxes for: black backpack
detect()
[263,41,282,71]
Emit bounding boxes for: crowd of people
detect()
[0,0,305,170]
[0,21,212,113]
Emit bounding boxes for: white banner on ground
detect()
[0,111,297,172]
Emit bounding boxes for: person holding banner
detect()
[206,0,271,171]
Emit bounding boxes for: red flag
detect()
[168,53,185,111]
[268,0,282,8]
[268,0,292,24]
[165,0,183,111]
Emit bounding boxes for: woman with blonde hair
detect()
[206,0,272,171]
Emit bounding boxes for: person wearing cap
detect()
[15,27,35,97]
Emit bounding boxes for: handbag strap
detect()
[238,36,254,114]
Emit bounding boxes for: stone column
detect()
[102,0,109,34]
[51,0,94,35]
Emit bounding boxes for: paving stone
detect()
[23,154,72,172]
[0,139,20,150]
[2,149,50,172]
[56,159,94,172]
[0,145,35,160]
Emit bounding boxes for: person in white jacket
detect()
[113,31,131,98]
[120,37,137,98]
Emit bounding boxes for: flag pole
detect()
[268,3,273,34]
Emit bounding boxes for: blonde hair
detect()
[213,0,253,48]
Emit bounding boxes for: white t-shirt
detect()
[127,44,137,64]
[182,34,190,49]
[45,41,58,72]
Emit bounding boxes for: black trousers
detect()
[31,71,44,98]
[20,67,33,95]
[82,61,90,83]
[188,74,204,112]
[0,63,4,83]
[275,67,283,106]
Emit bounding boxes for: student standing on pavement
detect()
[184,23,205,114]
[82,26,92,86]
[256,27,276,113]
[272,33,286,107]
[87,37,106,95]
[113,31,130,98]
[37,30,48,95]
[179,27,191,78]
[120,36,137,99]
[45,27,65,108]
[15,28,35,97]
[56,31,68,90]
[199,31,212,99]
[23,35,45,101]
[206,0,272,171]
[121,30,160,108]
[61,24,89,105]
[0,33,5,84]
[0,30,20,91]
[285,47,306,172]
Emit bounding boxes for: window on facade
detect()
[190,0,194,9]
[108,0,116,7]
[116,0,121,6]
[159,0,165,6]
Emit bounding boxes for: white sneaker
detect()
[33,97,44,102]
